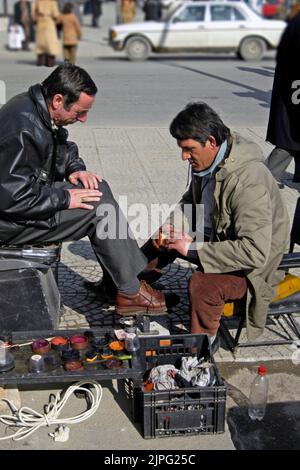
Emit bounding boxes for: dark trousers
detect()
[265,146,300,180]
[8,180,147,290]
[63,45,77,65]
[141,238,247,336]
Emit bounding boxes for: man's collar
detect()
[28,84,52,130]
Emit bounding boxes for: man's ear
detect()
[51,94,64,110]
[207,135,217,149]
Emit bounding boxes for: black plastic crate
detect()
[131,333,226,439]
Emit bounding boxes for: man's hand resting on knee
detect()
[68,170,102,189]
[67,170,103,209]
[67,188,102,210]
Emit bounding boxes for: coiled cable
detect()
[0,380,102,441]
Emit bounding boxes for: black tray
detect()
[0,328,142,386]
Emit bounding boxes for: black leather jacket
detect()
[0,84,86,242]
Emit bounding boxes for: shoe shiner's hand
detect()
[168,229,193,257]
[152,224,174,250]
[67,188,102,210]
[68,170,102,189]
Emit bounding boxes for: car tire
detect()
[238,37,266,61]
[125,36,151,61]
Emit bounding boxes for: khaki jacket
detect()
[167,133,290,340]
[61,12,81,46]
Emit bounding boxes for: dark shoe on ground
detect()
[116,280,167,316]
[165,293,180,309]
[85,267,163,295]
[138,268,163,285]
[83,278,117,302]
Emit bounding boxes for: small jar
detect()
[105,359,123,369]
[31,339,50,355]
[109,340,125,352]
[28,354,45,373]
[51,336,69,351]
[70,334,89,351]
[0,340,15,373]
[84,350,98,363]
[91,337,109,352]
[64,360,84,372]
[43,351,61,371]
[61,348,80,363]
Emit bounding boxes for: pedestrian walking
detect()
[120,0,136,23]
[33,0,61,67]
[90,0,102,27]
[61,2,82,64]
[143,0,162,21]
[13,0,35,50]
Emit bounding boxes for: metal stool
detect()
[219,252,300,353]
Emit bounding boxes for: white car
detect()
[109,1,286,61]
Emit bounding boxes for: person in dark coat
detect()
[0,63,166,317]
[90,0,102,27]
[14,0,35,50]
[143,0,162,21]
[265,12,300,183]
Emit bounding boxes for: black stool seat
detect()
[0,243,62,331]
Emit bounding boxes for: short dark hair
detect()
[42,63,98,109]
[169,102,229,146]
[63,2,74,13]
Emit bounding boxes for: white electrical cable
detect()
[0,380,102,441]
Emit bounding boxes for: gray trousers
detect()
[265,147,300,180]
[8,180,147,290]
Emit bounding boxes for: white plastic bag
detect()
[8,24,25,50]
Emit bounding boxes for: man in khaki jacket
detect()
[143,102,289,348]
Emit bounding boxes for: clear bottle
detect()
[248,364,269,421]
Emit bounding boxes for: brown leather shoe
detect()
[115,281,167,316]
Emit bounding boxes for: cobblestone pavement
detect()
[57,125,300,364]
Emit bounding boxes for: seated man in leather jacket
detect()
[0,63,166,316]
[142,102,290,349]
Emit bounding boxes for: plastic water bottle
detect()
[248,364,269,421]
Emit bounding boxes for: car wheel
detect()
[125,36,151,61]
[238,37,266,61]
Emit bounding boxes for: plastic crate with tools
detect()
[130,333,226,439]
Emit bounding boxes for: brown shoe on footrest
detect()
[115,280,167,316]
